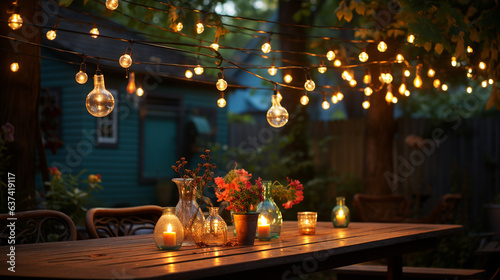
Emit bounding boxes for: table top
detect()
[1,222,462,279]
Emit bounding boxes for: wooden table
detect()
[1,222,462,280]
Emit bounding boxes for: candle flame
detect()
[259,215,268,226]
[338,210,344,217]
[167,224,172,232]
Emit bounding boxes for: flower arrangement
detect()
[214,166,264,213]
[269,178,304,209]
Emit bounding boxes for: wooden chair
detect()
[85,205,163,238]
[0,210,77,245]
[353,193,410,222]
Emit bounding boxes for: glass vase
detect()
[331,196,350,228]
[154,207,184,250]
[202,206,227,246]
[256,180,282,239]
[173,178,205,246]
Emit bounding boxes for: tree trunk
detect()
[0,0,40,211]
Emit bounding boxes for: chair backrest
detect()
[85,205,163,239]
[353,193,410,222]
[422,194,462,224]
[0,210,77,245]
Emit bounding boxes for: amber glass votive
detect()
[297,212,317,235]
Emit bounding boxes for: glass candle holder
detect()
[297,212,317,235]
[202,206,227,246]
[331,196,350,228]
[154,207,184,250]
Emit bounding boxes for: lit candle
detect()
[336,209,346,225]
[258,216,271,239]
[298,212,317,235]
[163,224,176,247]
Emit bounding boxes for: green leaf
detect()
[434,43,444,55]
[58,0,73,7]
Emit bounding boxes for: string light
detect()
[342,70,351,81]
[379,73,393,84]
[185,69,193,78]
[407,34,415,44]
[175,22,183,32]
[337,91,344,101]
[441,84,448,91]
[194,65,204,75]
[318,60,327,73]
[333,59,342,67]
[489,79,494,85]
[363,69,371,84]
[261,36,271,54]
[217,92,226,108]
[364,87,373,96]
[304,79,316,91]
[10,62,19,72]
[385,84,393,103]
[404,90,410,96]
[326,50,335,61]
[433,79,441,88]
[392,96,398,104]
[216,70,227,91]
[451,57,457,67]
[75,59,88,84]
[322,94,330,110]
[331,94,338,104]
[106,0,119,10]
[481,80,488,88]
[377,41,387,52]
[359,51,369,62]
[136,86,144,97]
[86,68,115,117]
[413,65,422,88]
[268,60,277,76]
[399,83,406,95]
[196,22,204,34]
[467,46,473,53]
[267,88,288,128]
[276,91,283,102]
[210,42,219,51]
[404,69,411,77]
[300,92,309,105]
[349,79,357,87]
[479,61,486,70]
[362,100,370,109]
[466,87,472,94]
[395,54,404,63]
[119,44,133,69]
[284,73,292,83]
[46,30,57,40]
[427,68,435,78]
[7,1,23,30]
[90,26,99,38]
[127,72,136,93]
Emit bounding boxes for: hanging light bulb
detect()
[427,68,435,78]
[481,80,488,88]
[10,62,19,72]
[342,70,350,81]
[489,79,494,85]
[210,42,219,51]
[127,72,136,94]
[7,2,23,31]
[119,54,132,68]
[318,60,327,74]
[86,72,115,117]
[404,69,411,77]
[466,87,472,94]
[267,93,289,127]
[46,30,57,40]
[90,27,99,38]
[337,91,344,101]
[467,46,473,53]
[194,65,204,75]
[377,41,388,52]
[363,69,371,84]
[333,59,342,67]
[349,79,357,87]
[407,34,415,44]
[300,92,309,105]
[276,91,283,102]
[451,57,457,67]
[284,73,293,83]
[331,95,338,104]
[217,92,226,108]
[268,64,277,76]
[106,0,119,10]
[413,65,422,88]
[364,87,373,96]
[326,50,335,61]
[362,100,370,109]
[479,61,486,70]
[196,22,204,34]
[467,72,473,78]
[136,86,144,97]
[359,51,369,62]
[395,54,404,63]
[175,22,183,32]
[441,84,448,91]
[399,83,406,95]
[385,87,393,103]
[216,79,227,91]
[75,62,88,84]
[433,79,441,88]
[321,95,330,110]
[304,79,315,91]
[185,70,193,79]
[392,96,398,104]
[261,37,271,54]
[404,90,410,96]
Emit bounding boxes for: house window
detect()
[96,89,118,147]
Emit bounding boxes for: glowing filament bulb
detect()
[331,95,338,104]
[217,93,226,108]
[363,73,371,84]
[326,50,335,61]
[8,13,23,30]
[377,41,387,52]
[337,92,344,101]
[261,42,271,54]
[196,22,204,34]
[413,75,422,88]
[119,54,132,68]
[395,54,404,63]
[90,27,99,38]
[404,70,411,77]
[268,65,277,76]
[136,87,144,97]
[407,34,415,44]
[127,72,136,94]
[46,30,57,40]
[267,94,288,128]
[185,70,193,79]
[481,80,488,88]
[10,62,19,72]
[362,100,370,109]
[385,91,393,103]
[467,46,473,53]
[322,99,330,110]
[467,72,473,78]
[210,43,219,51]
[451,57,457,67]
[304,79,315,91]
[216,79,227,91]
[479,61,486,70]
[106,0,119,10]
[433,79,441,88]
[359,51,369,62]
[427,68,435,78]
[466,87,472,93]
[333,59,342,67]
[276,91,283,102]
[318,63,327,74]
[441,84,448,91]
[489,79,494,85]
[364,87,373,96]
[392,96,398,104]
[404,90,410,96]
[300,94,309,105]
[194,65,204,75]
[349,79,357,87]
[284,74,293,84]
[75,71,88,84]
[86,74,115,117]
[175,22,183,32]
[399,83,406,95]
[342,70,350,80]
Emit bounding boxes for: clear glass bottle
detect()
[173,178,205,246]
[202,207,227,246]
[331,196,350,228]
[256,181,283,239]
[154,207,184,250]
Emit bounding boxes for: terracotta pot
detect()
[233,213,259,245]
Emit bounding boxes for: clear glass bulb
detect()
[326,50,335,61]
[362,100,370,109]
[451,57,457,67]
[337,92,344,101]
[283,74,292,83]
[404,90,410,96]
[364,87,373,96]
[136,87,144,97]
[8,14,23,30]
[442,84,448,91]
[467,46,473,53]
[467,72,473,78]
[392,96,398,104]
[211,43,219,51]
[407,34,415,44]
[261,42,271,54]
[185,70,193,79]
[481,80,488,88]
[86,74,115,117]
[304,79,315,91]
[106,0,119,10]
[427,68,435,78]
[268,66,277,76]
[127,72,136,94]
[300,94,309,105]
[75,70,88,84]
[331,95,338,104]
[196,23,204,34]
[413,75,422,88]
[489,79,494,85]
[322,100,330,110]
[385,91,393,103]
[466,87,472,93]
[341,70,350,81]
[216,78,227,91]
[46,30,56,40]
[479,61,486,70]
[194,65,204,75]
[359,51,369,62]
[90,27,99,38]
[395,54,404,63]
[217,97,226,108]
[333,59,342,67]
[349,79,357,87]
[404,70,411,77]
[433,79,441,88]
[399,83,406,94]
[175,22,183,32]
[119,54,132,68]
[10,62,19,72]
[318,64,327,74]
[267,94,289,128]
[377,41,387,52]
[363,74,371,84]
